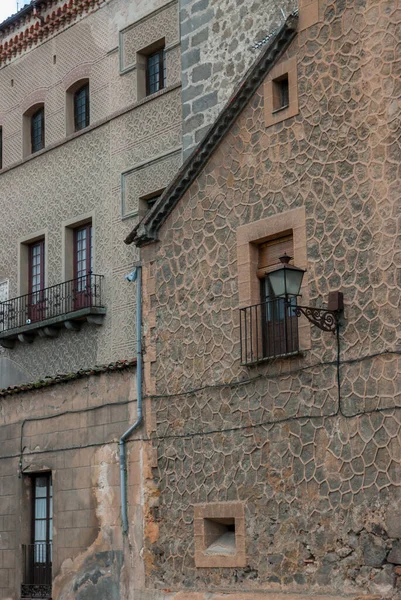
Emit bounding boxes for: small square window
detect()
[194,502,246,568]
[264,57,298,127]
[272,74,289,112]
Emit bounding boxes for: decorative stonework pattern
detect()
[120,0,179,73]
[142,0,401,596]
[0,1,182,383]
[122,150,182,218]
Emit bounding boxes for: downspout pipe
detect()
[120,265,142,534]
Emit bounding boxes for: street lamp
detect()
[265,254,343,333]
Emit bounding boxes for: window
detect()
[28,240,45,322]
[66,79,89,136]
[31,107,45,153]
[73,223,93,309]
[22,474,52,595]
[74,83,90,131]
[272,74,289,111]
[264,57,298,127]
[259,236,298,358]
[146,48,166,95]
[138,189,164,218]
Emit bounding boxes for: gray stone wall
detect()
[180,0,297,158]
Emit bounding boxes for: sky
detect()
[0,1,26,23]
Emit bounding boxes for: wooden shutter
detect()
[257,234,293,279]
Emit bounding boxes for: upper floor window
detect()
[66,79,89,136]
[146,48,166,95]
[31,107,45,153]
[74,83,90,132]
[23,103,45,157]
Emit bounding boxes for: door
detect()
[73,224,93,310]
[32,474,52,586]
[28,240,45,323]
[262,278,298,357]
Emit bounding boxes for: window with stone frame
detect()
[257,234,299,359]
[136,39,166,100]
[74,83,90,132]
[31,107,45,153]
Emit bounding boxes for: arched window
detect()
[23,103,45,157]
[66,79,90,135]
[31,107,45,153]
[74,83,90,131]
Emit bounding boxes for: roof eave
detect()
[125,12,299,247]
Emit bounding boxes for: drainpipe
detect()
[120,265,142,534]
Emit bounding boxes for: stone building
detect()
[126,0,401,599]
[0,0,181,598]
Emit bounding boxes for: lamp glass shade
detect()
[266,265,305,298]
[267,268,287,297]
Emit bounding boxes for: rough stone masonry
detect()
[180,0,297,157]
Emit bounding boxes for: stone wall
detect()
[180,0,297,157]
[0,0,182,386]
[0,365,148,600]
[139,0,401,597]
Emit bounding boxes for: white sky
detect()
[0,1,26,23]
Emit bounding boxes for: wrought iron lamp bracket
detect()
[293,305,339,333]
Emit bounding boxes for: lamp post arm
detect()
[293,305,339,333]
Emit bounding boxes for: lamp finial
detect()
[279,253,292,265]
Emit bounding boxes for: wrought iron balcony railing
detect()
[21,543,52,599]
[0,274,104,339]
[240,297,299,365]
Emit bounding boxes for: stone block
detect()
[192,91,218,114]
[192,63,212,83]
[181,48,201,71]
[386,509,401,539]
[387,540,401,564]
[191,27,209,46]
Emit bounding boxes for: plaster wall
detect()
[0,366,148,600]
[140,0,401,597]
[0,0,182,386]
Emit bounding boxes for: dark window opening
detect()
[31,108,45,153]
[204,518,236,556]
[22,473,52,597]
[74,83,90,132]
[272,74,289,112]
[146,49,166,96]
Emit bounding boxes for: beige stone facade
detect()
[0,0,182,387]
[129,0,401,598]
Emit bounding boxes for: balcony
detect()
[240,297,299,365]
[0,274,105,348]
[21,543,52,599]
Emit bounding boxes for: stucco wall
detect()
[180,0,297,157]
[141,0,401,597]
[0,365,149,600]
[0,0,182,385]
